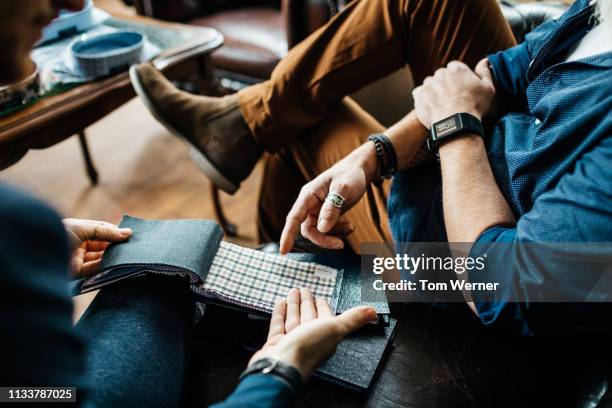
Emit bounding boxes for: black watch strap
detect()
[427,112,484,158]
[239,358,304,393]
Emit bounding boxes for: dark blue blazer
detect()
[0,183,294,407]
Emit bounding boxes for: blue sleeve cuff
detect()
[475,226,517,244]
[487,43,531,104]
[210,374,296,408]
[470,226,532,334]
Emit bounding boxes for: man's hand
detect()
[279,143,378,254]
[412,59,496,128]
[63,218,132,277]
[250,288,378,380]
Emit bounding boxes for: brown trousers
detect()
[238,0,516,251]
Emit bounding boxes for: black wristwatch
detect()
[239,358,304,393]
[427,112,484,158]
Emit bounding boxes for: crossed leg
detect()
[249,0,516,250]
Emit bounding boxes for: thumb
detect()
[90,224,132,242]
[475,58,494,87]
[333,306,378,337]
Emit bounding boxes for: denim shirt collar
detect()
[526,0,612,81]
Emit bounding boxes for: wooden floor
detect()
[0,98,263,247]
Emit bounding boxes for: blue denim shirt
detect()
[388,0,612,334]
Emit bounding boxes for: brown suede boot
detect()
[129,63,261,194]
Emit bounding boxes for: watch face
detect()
[434,116,459,138]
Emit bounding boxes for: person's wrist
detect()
[438,133,483,156]
[274,348,312,381]
[251,350,310,381]
[431,108,483,126]
[356,141,379,183]
[243,357,305,393]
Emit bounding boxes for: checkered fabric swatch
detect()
[196,242,342,314]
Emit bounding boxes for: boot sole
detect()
[129,65,239,195]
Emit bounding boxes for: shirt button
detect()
[534,118,542,125]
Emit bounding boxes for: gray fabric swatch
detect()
[100,215,223,281]
[317,318,397,391]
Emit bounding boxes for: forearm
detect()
[439,135,515,242]
[346,110,432,182]
[386,110,433,170]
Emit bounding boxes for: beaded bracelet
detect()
[368,134,398,186]
[378,134,398,175]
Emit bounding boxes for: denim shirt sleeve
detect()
[487,42,531,105]
[487,18,558,108]
[469,227,531,334]
[210,374,297,408]
[469,134,612,335]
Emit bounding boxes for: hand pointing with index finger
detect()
[279,142,378,254]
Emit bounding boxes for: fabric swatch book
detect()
[74,215,396,391]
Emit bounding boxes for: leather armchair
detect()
[500,0,568,42]
[133,0,337,82]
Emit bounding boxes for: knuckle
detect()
[333,180,349,194]
[299,185,310,196]
[285,213,301,225]
[447,61,460,69]
[330,323,346,338]
[300,182,318,196]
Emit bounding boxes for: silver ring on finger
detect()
[325,192,345,209]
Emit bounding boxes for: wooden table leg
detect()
[78,130,99,185]
[211,184,237,236]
